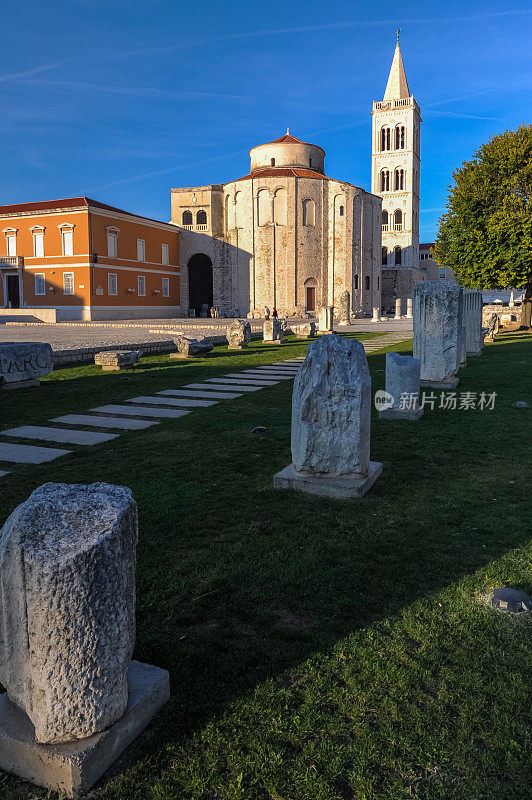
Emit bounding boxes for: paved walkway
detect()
[0,331,410,476]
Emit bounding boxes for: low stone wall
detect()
[482,305,521,326]
[52,340,176,366]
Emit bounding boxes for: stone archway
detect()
[188,253,213,317]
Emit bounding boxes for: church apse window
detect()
[182,210,193,226]
[302,198,315,227]
[380,170,390,192]
[196,210,208,227]
[380,126,391,151]
[394,246,402,265]
[257,189,271,226]
[365,276,371,291]
[395,125,405,149]
[273,188,287,226]
[394,168,404,191]
[339,205,344,216]
[354,275,359,290]
[394,209,403,230]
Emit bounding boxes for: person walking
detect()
[264,306,270,320]
[272,307,278,318]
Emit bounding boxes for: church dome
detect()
[249,131,325,174]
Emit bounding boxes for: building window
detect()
[6,234,16,257]
[380,170,390,192]
[161,243,169,265]
[196,210,207,226]
[271,158,275,166]
[138,275,146,296]
[394,168,404,191]
[107,230,118,258]
[162,277,170,297]
[273,187,287,226]
[394,246,402,265]
[395,125,405,149]
[380,126,391,151]
[309,158,312,168]
[35,273,45,295]
[382,209,389,230]
[354,275,359,290]
[382,247,388,265]
[61,229,74,257]
[394,209,403,230]
[108,272,118,295]
[364,276,370,291]
[339,205,344,216]
[63,272,74,295]
[377,276,380,289]
[302,198,315,226]
[257,189,271,226]
[137,238,145,261]
[182,210,193,226]
[32,230,45,257]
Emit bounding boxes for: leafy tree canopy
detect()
[434,124,532,291]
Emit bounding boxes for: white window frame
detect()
[61,229,74,257]
[161,242,169,265]
[31,228,45,257]
[162,277,170,297]
[137,275,146,296]
[34,273,46,295]
[108,272,118,296]
[137,238,145,262]
[106,226,119,258]
[63,272,74,295]
[5,233,17,257]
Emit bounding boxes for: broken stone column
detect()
[171,335,214,359]
[0,483,170,797]
[263,319,283,343]
[337,291,351,326]
[394,298,402,319]
[379,352,423,421]
[372,307,380,322]
[413,280,461,388]
[317,305,334,333]
[293,322,316,338]
[406,298,413,319]
[273,334,382,499]
[0,342,53,389]
[464,289,483,356]
[457,288,467,368]
[227,319,251,350]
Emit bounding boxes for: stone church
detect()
[171,36,422,317]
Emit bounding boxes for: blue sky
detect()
[1,1,530,240]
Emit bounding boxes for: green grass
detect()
[0,330,530,800]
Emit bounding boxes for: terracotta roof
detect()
[253,133,325,154]
[0,196,173,227]
[236,167,330,182]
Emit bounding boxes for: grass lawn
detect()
[0,330,530,800]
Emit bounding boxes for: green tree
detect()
[434,124,532,328]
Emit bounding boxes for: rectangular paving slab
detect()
[50,415,158,430]
[222,375,280,384]
[90,404,192,418]
[241,371,294,380]
[158,389,243,400]
[187,382,264,392]
[0,426,118,446]
[126,395,217,408]
[0,442,72,464]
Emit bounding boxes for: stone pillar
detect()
[273,334,382,498]
[457,288,467,368]
[0,483,170,796]
[263,319,283,343]
[317,305,334,333]
[406,298,413,318]
[337,291,350,326]
[464,289,483,356]
[372,307,380,322]
[379,352,423,420]
[413,280,461,388]
[394,298,402,319]
[509,291,515,307]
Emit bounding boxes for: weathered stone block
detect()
[263,319,284,342]
[292,322,316,338]
[227,319,251,349]
[171,335,214,359]
[317,305,334,333]
[464,289,483,355]
[0,483,137,744]
[379,352,423,421]
[337,291,350,325]
[413,280,461,387]
[94,350,141,371]
[0,342,53,388]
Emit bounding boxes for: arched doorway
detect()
[188,253,213,317]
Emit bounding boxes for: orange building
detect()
[0,197,180,320]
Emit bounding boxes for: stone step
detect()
[126,395,217,408]
[158,389,243,400]
[222,375,279,384]
[50,415,159,430]
[187,382,264,392]
[0,442,72,464]
[90,405,192,419]
[0,426,118,446]
[240,370,294,379]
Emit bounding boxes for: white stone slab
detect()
[90,405,191,419]
[257,364,300,370]
[241,370,294,380]
[186,382,264,392]
[0,443,72,464]
[158,389,243,400]
[126,395,217,408]
[0,426,117,446]
[50,415,158,430]
[222,374,280,384]
[0,470,10,478]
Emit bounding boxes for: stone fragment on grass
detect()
[94,350,141,371]
[0,342,53,389]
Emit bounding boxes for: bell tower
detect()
[372,31,421,283]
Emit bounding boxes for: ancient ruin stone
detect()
[263,319,283,342]
[385,352,421,408]
[173,335,213,358]
[291,334,371,475]
[318,306,334,332]
[227,319,251,349]
[293,322,316,338]
[94,350,141,370]
[0,482,138,744]
[0,342,53,388]
[338,291,350,325]
[464,289,483,355]
[413,280,461,386]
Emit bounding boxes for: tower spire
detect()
[383,33,410,101]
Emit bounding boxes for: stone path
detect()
[0,332,410,474]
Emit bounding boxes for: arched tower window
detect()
[394,209,403,230]
[365,276,371,291]
[273,187,287,226]
[382,246,388,265]
[302,198,315,227]
[196,209,207,226]
[380,170,390,192]
[380,126,391,151]
[182,210,192,226]
[271,158,275,166]
[257,189,271,226]
[394,168,404,191]
[382,210,389,230]
[339,205,344,216]
[395,125,405,149]
[394,246,402,265]
[309,158,312,168]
